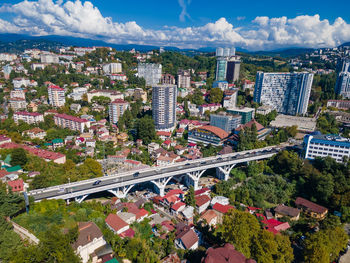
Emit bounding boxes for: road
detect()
[28,147,282,201]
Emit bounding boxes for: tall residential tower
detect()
[335,58,350,99]
[253,72,313,116]
[152,84,177,131]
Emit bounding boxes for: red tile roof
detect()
[54,113,89,123]
[0,142,65,161]
[202,243,256,263]
[179,229,198,249]
[195,195,211,207]
[119,228,135,238]
[198,125,229,139]
[7,179,24,192]
[48,84,64,91]
[194,187,210,196]
[14,111,43,117]
[236,119,264,132]
[171,202,186,211]
[213,203,234,214]
[0,170,10,178]
[105,214,128,232]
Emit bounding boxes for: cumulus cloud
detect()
[0,0,350,50]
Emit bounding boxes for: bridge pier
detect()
[186,170,206,190]
[151,177,173,197]
[108,185,134,198]
[216,164,236,181]
[75,194,89,204]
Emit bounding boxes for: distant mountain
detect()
[247,48,316,58]
[340,42,350,47]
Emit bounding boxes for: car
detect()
[217,157,223,161]
[133,172,140,177]
[185,163,191,166]
[58,188,65,193]
[93,180,101,186]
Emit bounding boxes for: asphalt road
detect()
[29,148,280,201]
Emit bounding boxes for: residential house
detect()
[201,243,256,263]
[295,197,328,220]
[195,195,211,214]
[175,226,199,250]
[212,203,234,224]
[72,222,107,263]
[117,212,136,224]
[157,131,172,141]
[7,179,24,192]
[274,204,301,221]
[171,202,186,215]
[0,135,12,145]
[181,206,194,224]
[23,128,46,140]
[200,210,218,227]
[256,214,291,234]
[105,214,129,235]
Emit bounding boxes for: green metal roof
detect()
[52,138,63,144]
[6,165,22,172]
[106,259,119,263]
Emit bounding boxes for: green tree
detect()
[185,186,196,207]
[136,116,156,145]
[10,148,28,167]
[209,87,223,103]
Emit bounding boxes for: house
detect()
[295,197,328,220]
[7,179,24,192]
[195,195,211,214]
[0,135,12,145]
[181,206,194,224]
[52,138,64,149]
[194,187,210,197]
[176,128,184,138]
[23,128,46,140]
[212,203,234,224]
[256,214,291,234]
[211,196,230,206]
[157,156,176,166]
[157,131,172,141]
[274,204,301,221]
[148,142,160,153]
[171,202,186,215]
[117,212,136,224]
[200,210,218,227]
[175,227,199,250]
[247,206,261,214]
[201,243,256,263]
[161,253,181,263]
[72,222,107,263]
[105,214,129,235]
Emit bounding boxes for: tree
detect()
[10,148,28,167]
[185,186,196,207]
[191,88,204,105]
[136,116,156,145]
[79,158,103,178]
[304,227,348,263]
[209,87,223,103]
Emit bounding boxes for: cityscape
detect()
[0,1,350,263]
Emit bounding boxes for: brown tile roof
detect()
[195,195,211,207]
[179,228,198,249]
[200,210,217,224]
[295,197,327,214]
[198,125,229,139]
[236,119,264,132]
[105,214,128,232]
[202,243,256,263]
[72,222,103,249]
[274,204,300,217]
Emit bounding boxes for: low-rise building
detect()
[210,113,241,133]
[274,204,301,221]
[9,98,27,111]
[54,114,90,133]
[256,105,274,115]
[188,125,228,146]
[295,197,328,220]
[227,107,255,124]
[13,111,44,124]
[327,100,350,110]
[175,227,198,250]
[23,128,46,140]
[202,243,256,263]
[195,195,211,214]
[303,133,350,163]
[105,214,129,235]
[199,103,222,115]
[7,179,24,192]
[72,222,107,263]
[200,210,218,226]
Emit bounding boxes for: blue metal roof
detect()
[310,138,350,148]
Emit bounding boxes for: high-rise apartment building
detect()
[103,63,122,74]
[177,69,191,88]
[54,114,90,133]
[109,99,130,124]
[226,57,241,83]
[161,74,175,85]
[216,48,235,81]
[138,63,162,86]
[335,58,350,99]
[152,84,177,131]
[48,85,66,107]
[253,72,313,116]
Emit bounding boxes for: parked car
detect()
[93,180,101,186]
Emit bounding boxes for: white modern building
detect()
[40,52,59,64]
[335,72,350,99]
[12,78,30,89]
[68,87,88,101]
[48,85,65,107]
[177,69,191,88]
[54,114,90,133]
[102,63,122,74]
[254,72,314,116]
[137,63,162,86]
[304,133,350,163]
[152,84,177,131]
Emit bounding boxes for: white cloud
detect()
[178,0,191,22]
[0,0,350,50]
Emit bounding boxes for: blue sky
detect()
[0,0,350,50]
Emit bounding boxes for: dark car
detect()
[133,172,140,177]
[93,180,102,186]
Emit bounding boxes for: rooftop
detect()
[197,125,229,140]
[295,197,328,214]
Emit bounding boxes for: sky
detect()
[0,0,349,51]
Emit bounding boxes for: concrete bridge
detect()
[28,146,281,203]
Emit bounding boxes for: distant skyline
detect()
[0,0,350,50]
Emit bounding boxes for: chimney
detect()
[88,234,91,242]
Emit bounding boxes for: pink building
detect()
[54,114,90,133]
